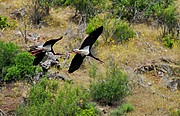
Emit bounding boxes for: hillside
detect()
[0,0,180,115]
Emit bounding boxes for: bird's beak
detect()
[69,50,74,53]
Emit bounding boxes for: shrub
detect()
[86,16,135,43]
[90,63,129,105]
[27,0,51,25]
[0,16,10,29]
[16,78,98,116]
[0,16,16,30]
[0,41,19,80]
[153,3,178,36]
[5,52,36,81]
[162,34,174,48]
[73,0,106,20]
[170,109,180,116]
[110,103,134,116]
[112,20,135,43]
[86,16,104,34]
[88,63,98,79]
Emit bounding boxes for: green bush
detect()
[0,16,16,29]
[153,3,178,36]
[0,16,10,29]
[86,16,104,34]
[16,78,98,116]
[110,103,134,116]
[88,63,98,79]
[5,52,36,81]
[162,34,174,48]
[86,16,135,43]
[112,20,135,43]
[170,109,180,116]
[90,63,129,105]
[0,41,19,80]
[110,0,178,35]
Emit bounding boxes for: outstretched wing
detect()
[80,26,103,49]
[43,36,63,47]
[33,52,46,66]
[68,54,86,73]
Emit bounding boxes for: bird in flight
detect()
[29,36,63,65]
[68,26,104,73]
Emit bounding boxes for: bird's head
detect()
[69,49,81,54]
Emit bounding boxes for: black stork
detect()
[29,36,63,65]
[68,26,104,73]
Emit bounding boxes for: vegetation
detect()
[5,52,36,81]
[0,16,16,29]
[90,63,129,105]
[16,78,99,116]
[0,41,36,82]
[0,41,19,81]
[162,34,174,48]
[0,16,10,29]
[0,0,180,115]
[170,109,180,116]
[110,103,134,116]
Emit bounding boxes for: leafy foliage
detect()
[170,109,180,116]
[162,34,174,48]
[5,52,36,81]
[110,0,178,36]
[27,0,51,25]
[88,63,97,79]
[86,16,104,34]
[0,41,19,80]
[0,16,16,29]
[112,20,135,43]
[110,103,134,116]
[86,16,135,43]
[90,63,129,105]
[16,78,99,116]
[0,16,10,29]
[53,0,107,20]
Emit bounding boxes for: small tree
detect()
[16,78,99,116]
[90,63,129,105]
[0,41,19,80]
[5,52,36,81]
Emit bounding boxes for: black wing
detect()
[43,36,63,47]
[33,52,46,65]
[80,26,103,49]
[68,54,86,73]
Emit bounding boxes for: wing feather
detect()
[68,54,85,73]
[80,26,103,49]
[33,52,46,65]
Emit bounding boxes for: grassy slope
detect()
[0,0,180,115]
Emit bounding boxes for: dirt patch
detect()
[0,82,29,114]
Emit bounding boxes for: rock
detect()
[40,52,60,70]
[160,76,180,91]
[166,78,180,91]
[11,8,26,20]
[26,32,40,42]
[47,72,72,82]
[146,82,152,86]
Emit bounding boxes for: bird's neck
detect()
[43,45,52,52]
[74,46,90,56]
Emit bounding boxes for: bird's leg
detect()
[54,52,65,56]
[30,48,44,56]
[89,54,104,64]
[30,48,44,53]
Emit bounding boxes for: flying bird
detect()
[29,36,63,65]
[68,26,104,73]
